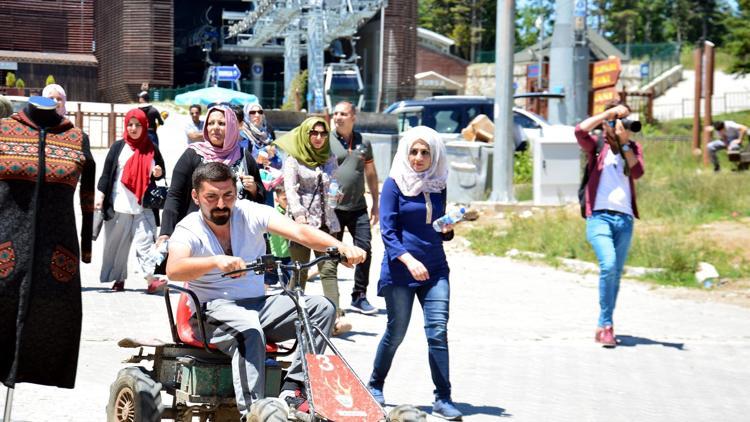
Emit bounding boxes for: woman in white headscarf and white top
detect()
[367,126,463,420]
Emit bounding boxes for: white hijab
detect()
[389,126,448,197]
[42,84,67,117]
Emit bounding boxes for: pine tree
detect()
[726,0,750,74]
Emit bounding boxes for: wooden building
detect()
[95,0,173,103]
[0,0,97,100]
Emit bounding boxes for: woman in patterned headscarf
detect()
[366,126,463,420]
[95,108,166,292]
[158,105,265,249]
[276,116,350,334]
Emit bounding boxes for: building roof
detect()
[513,29,625,64]
[0,50,98,67]
[415,71,463,89]
[417,27,455,48]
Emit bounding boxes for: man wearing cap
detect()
[138,91,164,146]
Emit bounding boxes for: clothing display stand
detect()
[3,386,14,421]
[1,96,60,422]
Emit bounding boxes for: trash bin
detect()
[445,140,494,203]
[366,133,399,182]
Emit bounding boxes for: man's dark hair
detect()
[192,162,237,191]
[138,91,150,102]
[189,104,202,113]
[335,100,357,115]
[273,184,286,195]
[713,121,725,131]
[230,104,244,123]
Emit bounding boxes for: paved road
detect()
[2,150,749,421]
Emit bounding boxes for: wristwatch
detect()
[620,143,631,153]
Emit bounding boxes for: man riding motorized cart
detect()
[107,162,424,421]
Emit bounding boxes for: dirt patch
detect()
[695,218,750,263]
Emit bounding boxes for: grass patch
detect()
[475,110,750,287]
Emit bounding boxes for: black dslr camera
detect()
[608,118,641,133]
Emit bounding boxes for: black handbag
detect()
[92,209,104,241]
[142,180,168,209]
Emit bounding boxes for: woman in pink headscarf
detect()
[158,105,266,246]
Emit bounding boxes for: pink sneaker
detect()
[599,326,616,348]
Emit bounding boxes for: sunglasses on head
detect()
[309,130,328,138]
[248,110,263,115]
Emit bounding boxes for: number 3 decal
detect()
[316,355,334,371]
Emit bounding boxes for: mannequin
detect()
[25,96,62,128]
[0,95,95,420]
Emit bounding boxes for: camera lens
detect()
[622,119,641,133]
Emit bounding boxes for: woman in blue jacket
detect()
[367,126,462,421]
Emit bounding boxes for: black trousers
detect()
[334,208,372,299]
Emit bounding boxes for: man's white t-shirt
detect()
[170,200,278,308]
[593,149,633,216]
[723,120,743,143]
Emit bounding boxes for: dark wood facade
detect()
[0,0,94,54]
[95,0,173,103]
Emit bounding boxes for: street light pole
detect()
[489,0,515,203]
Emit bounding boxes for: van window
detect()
[423,107,461,133]
[398,111,421,132]
[513,112,541,129]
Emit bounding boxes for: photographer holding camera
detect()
[576,101,645,348]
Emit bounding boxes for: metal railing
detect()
[653,91,750,121]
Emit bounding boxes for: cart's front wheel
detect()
[247,398,289,422]
[387,404,427,422]
[106,366,164,422]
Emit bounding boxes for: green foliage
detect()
[14,79,24,89]
[5,72,15,88]
[45,75,56,86]
[725,0,750,75]
[281,70,308,111]
[513,151,532,184]
[419,0,495,60]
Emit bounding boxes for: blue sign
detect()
[251,63,264,77]
[214,66,241,81]
[574,0,587,16]
[640,62,650,79]
[528,64,540,78]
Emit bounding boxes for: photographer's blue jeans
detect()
[586,211,634,328]
[369,278,452,400]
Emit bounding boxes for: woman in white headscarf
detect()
[366,126,463,420]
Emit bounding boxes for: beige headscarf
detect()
[389,126,448,197]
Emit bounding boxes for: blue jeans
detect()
[369,278,452,400]
[586,211,634,328]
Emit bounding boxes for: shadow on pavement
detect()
[616,335,685,350]
[335,330,379,342]
[417,403,510,418]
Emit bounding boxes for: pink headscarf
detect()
[188,105,242,165]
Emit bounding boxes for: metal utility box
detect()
[445,140,494,203]
[532,126,580,205]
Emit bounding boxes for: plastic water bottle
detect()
[327,179,339,208]
[144,241,168,269]
[432,208,466,232]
